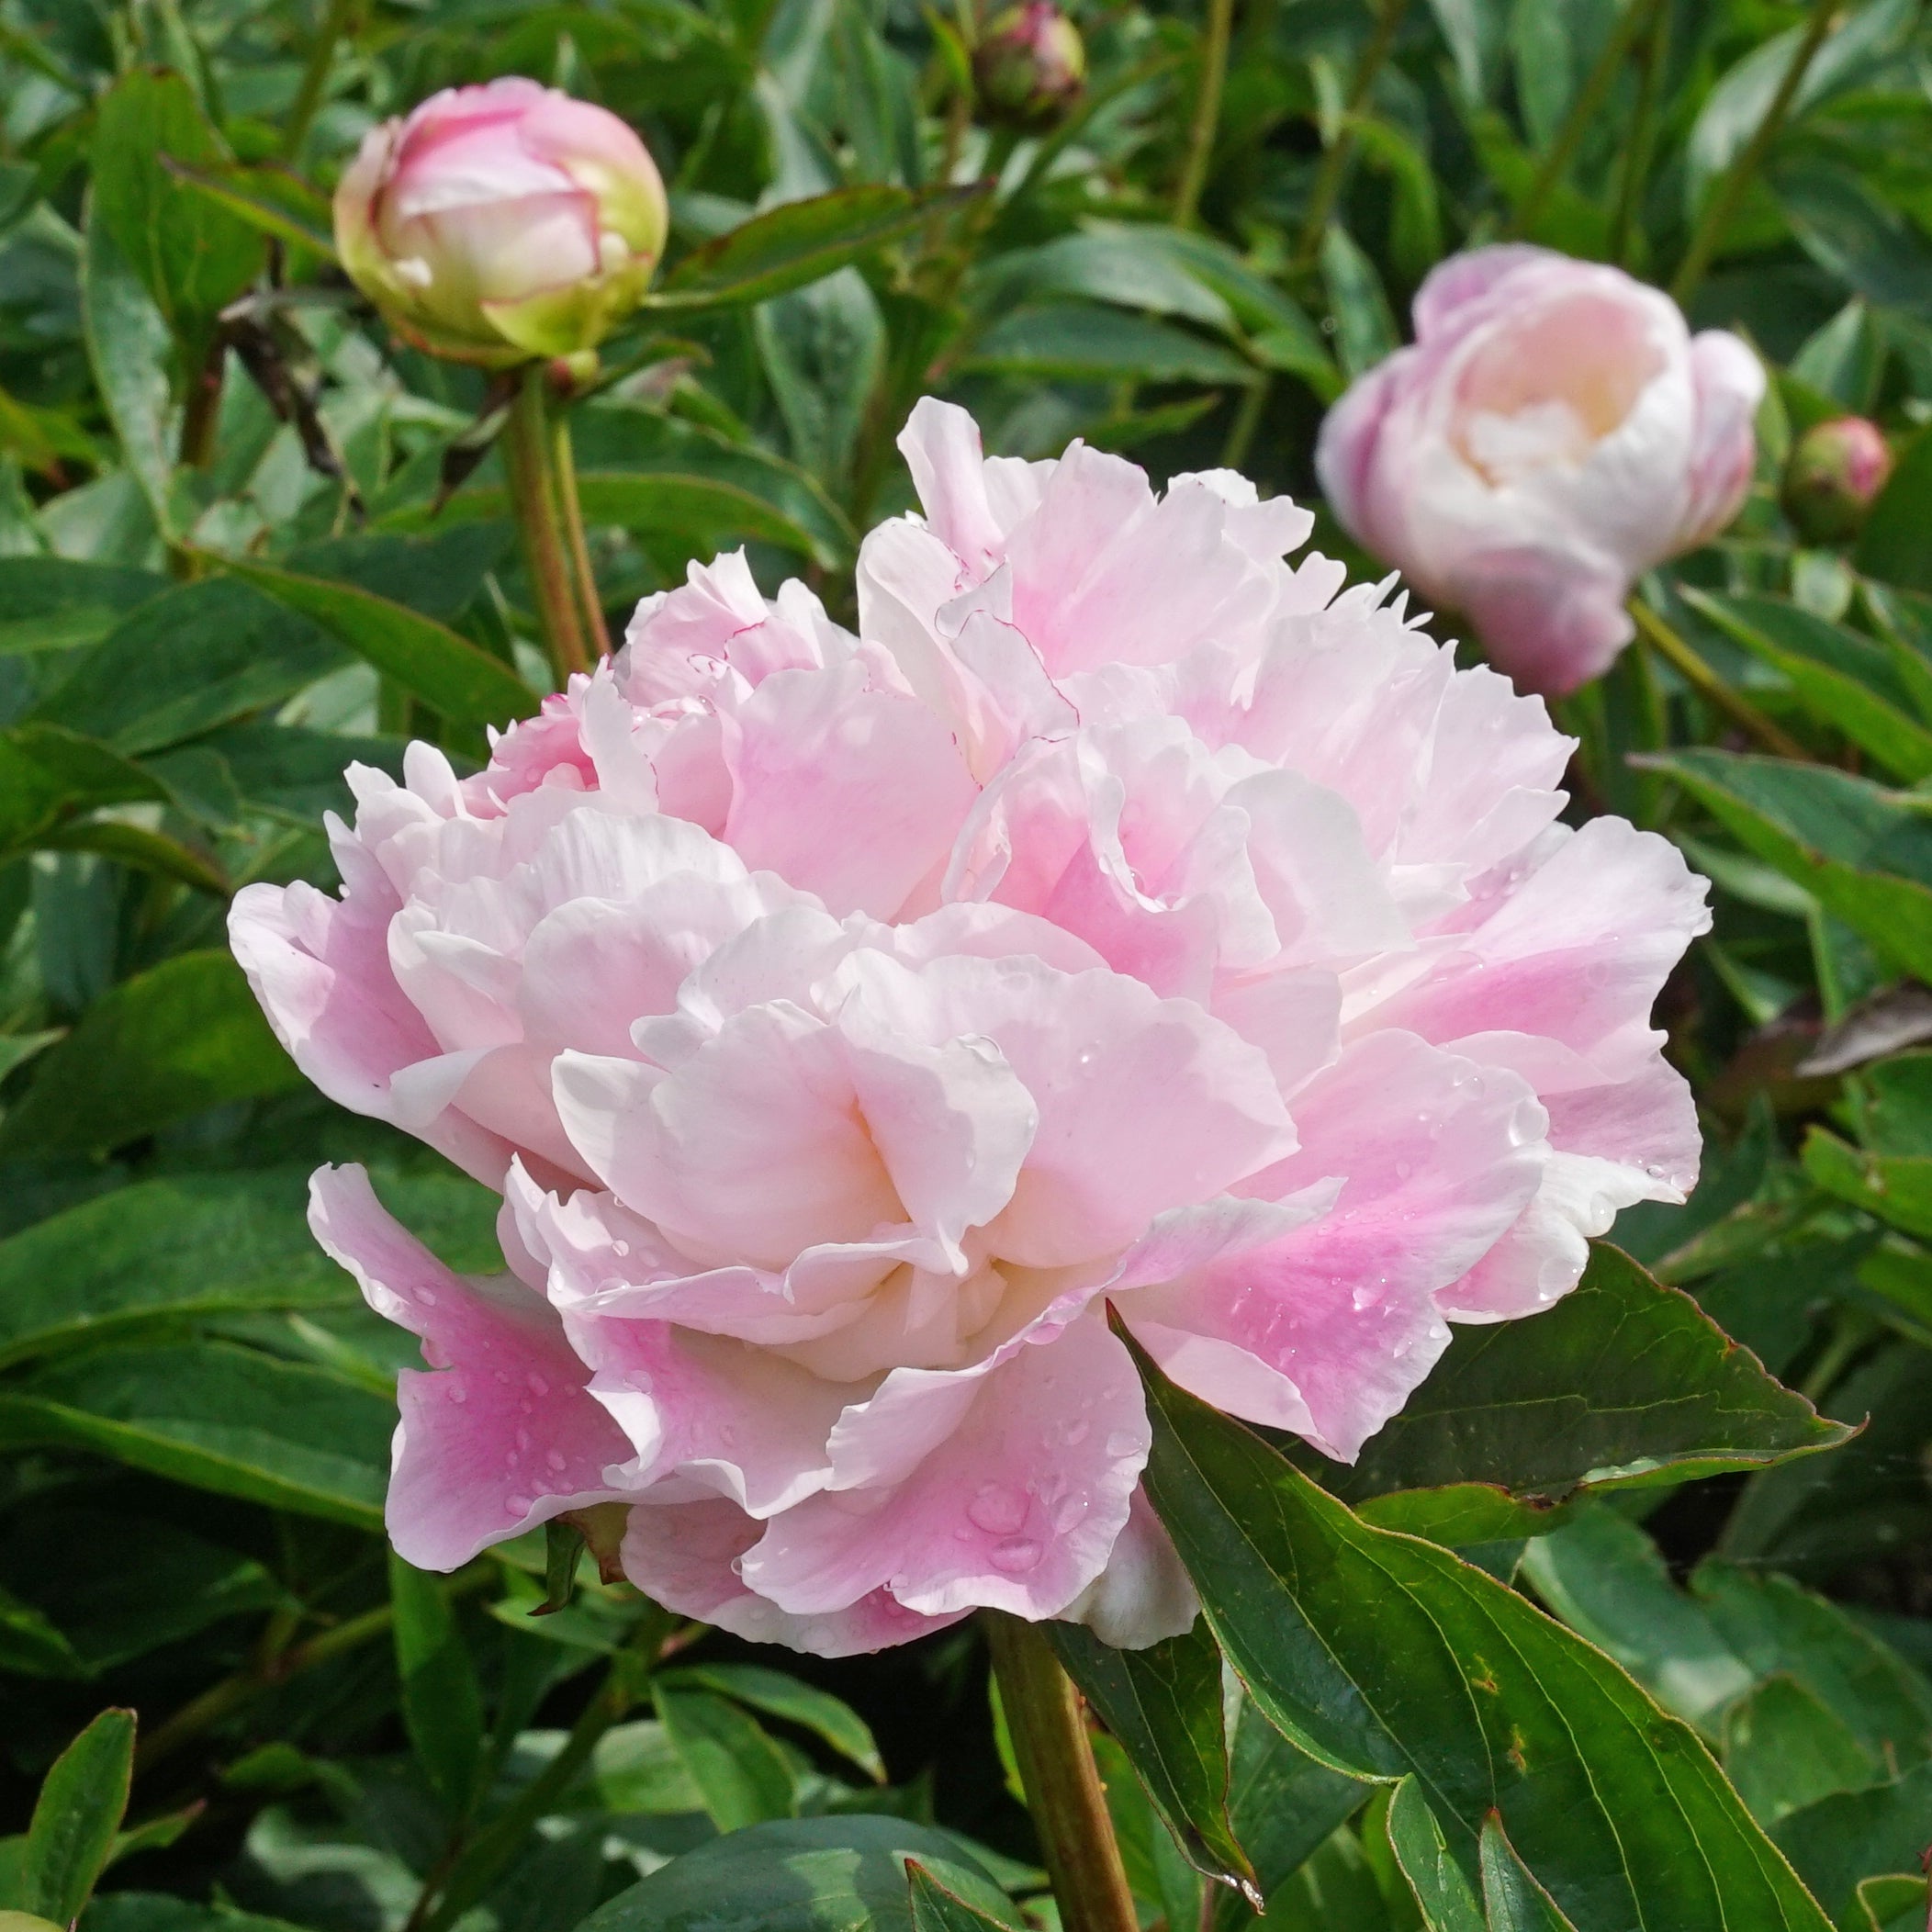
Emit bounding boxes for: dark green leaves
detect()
[581,1817,1017,1932]
[0,951,299,1157]
[0,724,163,861]
[1640,748,1932,980]
[17,1707,135,1925]
[1132,1333,1836,1930]
[211,556,534,727]
[1048,1619,1257,1904]
[90,71,263,359]
[1314,1243,1850,1514]
[0,558,166,656]
[390,1555,488,1819]
[655,185,975,312]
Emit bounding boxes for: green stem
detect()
[1293,0,1410,266]
[1510,0,1665,239]
[1628,597,1809,760]
[502,365,591,685]
[282,0,358,161]
[1172,0,1235,229]
[1670,0,1836,306]
[412,1608,674,1932]
[549,406,612,660]
[1608,0,1670,266]
[178,332,226,470]
[983,1612,1138,1932]
[1220,374,1270,470]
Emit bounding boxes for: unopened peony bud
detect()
[1781,415,1893,544]
[1316,245,1764,698]
[334,78,668,370]
[972,3,1086,130]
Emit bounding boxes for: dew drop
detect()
[417,1286,438,1307]
[545,1448,567,1472]
[527,1371,550,1396]
[504,1495,531,1516]
[989,1537,1042,1574]
[967,1483,1028,1535]
[1050,1495,1086,1533]
[445,1382,467,1404]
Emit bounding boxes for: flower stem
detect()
[502,364,591,686]
[1172,0,1235,229]
[283,0,359,162]
[1609,0,1670,267]
[1628,597,1809,760]
[1670,0,1836,306]
[1509,0,1665,240]
[548,405,612,659]
[1293,0,1410,266]
[983,1612,1138,1932]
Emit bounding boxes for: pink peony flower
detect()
[233,400,1708,1654]
[335,78,668,369]
[1315,245,1765,698]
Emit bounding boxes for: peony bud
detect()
[334,78,668,370]
[972,3,1086,131]
[1781,415,1893,545]
[1315,245,1765,699]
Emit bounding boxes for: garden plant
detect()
[3,0,1932,1927]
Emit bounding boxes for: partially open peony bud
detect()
[234,400,1705,1657]
[334,78,668,370]
[1782,415,1893,545]
[972,2,1086,130]
[1316,246,1764,698]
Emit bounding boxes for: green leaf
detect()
[1636,748,1932,981]
[656,184,973,311]
[1857,430,1932,590]
[0,1167,492,1370]
[1477,1814,1576,1932]
[209,556,534,727]
[974,230,1235,330]
[1309,1243,1849,1513]
[1803,1125,1932,1237]
[284,523,513,624]
[1385,1777,1482,1930]
[0,1341,390,1526]
[1047,1619,1258,1905]
[756,268,884,488]
[0,950,299,1157]
[0,724,166,860]
[1130,1330,1836,1930]
[0,1507,286,1677]
[1686,590,1932,781]
[1853,1874,1930,1932]
[0,1584,85,1680]
[652,1684,798,1832]
[389,1555,487,1819]
[0,559,167,657]
[1773,160,1932,320]
[1721,1676,1878,1826]
[581,1816,1014,1932]
[159,158,337,262]
[905,1863,1022,1932]
[78,211,175,532]
[32,576,343,756]
[22,1710,134,1925]
[656,1663,884,1782]
[1320,225,1398,380]
[90,70,264,354]
[37,820,229,897]
[1772,1760,1932,1925]
[963,304,1257,385]
[1517,1509,1758,1735]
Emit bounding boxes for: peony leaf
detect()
[1384,1776,1483,1929]
[1477,1814,1578,1931]
[0,724,167,861]
[208,556,534,728]
[656,1662,884,1782]
[1772,1759,1932,1925]
[1306,1243,1851,1518]
[0,1341,390,1527]
[389,1555,488,1820]
[0,557,166,657]
[1634,747,1932,982]
[581,1816,1017,1932]
[1127,1323,1837,1930]
[1686,590,1932,781]
[0,950,299,1158]
[20,1708,134,1925]
[651,1684,798,1832]
[961,303,1258,386]
[905,1862,1023,1931]
[1048,1618,1259,1906]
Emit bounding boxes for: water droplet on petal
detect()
[504,1495,531,1516]
[990,1537,1042,1574]
[967,1483,1028,1535]
[545,1448,567,1472]
[527,1371,550,1396]
[444,1381,467,1403]
[1104,1432,1140,1459]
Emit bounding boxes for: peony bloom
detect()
[335,78,668,370]
[233,401,1707,1655]
[1316,246,1764,698]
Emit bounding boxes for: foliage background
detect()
[5,0,1932,1925]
